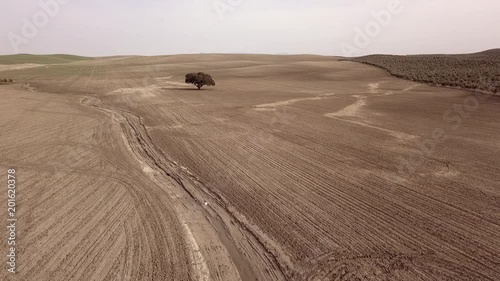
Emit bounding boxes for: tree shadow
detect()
[166,87,214,91]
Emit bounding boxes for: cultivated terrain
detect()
[1,54,499,281]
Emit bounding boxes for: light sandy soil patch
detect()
[368,82,381,93]
[255,93,335,109]
[402,84,421,92]
[0,63,44,72]
[325,95,367,117]
[107,85,159,98]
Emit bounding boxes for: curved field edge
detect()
[346,51,500,94]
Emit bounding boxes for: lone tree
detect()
[185,72,215,90]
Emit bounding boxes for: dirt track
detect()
[1,55,500,280]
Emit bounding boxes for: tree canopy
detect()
[185,72,216,90]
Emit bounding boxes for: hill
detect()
[349,49,500,93]
[467,48,500,58]
[0,54,92,65]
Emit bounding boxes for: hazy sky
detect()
[1,0,499,56]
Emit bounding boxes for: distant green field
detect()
[0,54,92,65]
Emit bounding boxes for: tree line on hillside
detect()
[351,55,500,94]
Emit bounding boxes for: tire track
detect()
[81,96,266,281]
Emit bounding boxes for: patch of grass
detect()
[0,54,92,65]
[349,49,500,94]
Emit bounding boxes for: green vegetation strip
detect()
[0,54,92,65]
[349,49,500,93]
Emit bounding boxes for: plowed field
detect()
[1,54,499,280]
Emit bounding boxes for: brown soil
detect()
[1,54,499,280]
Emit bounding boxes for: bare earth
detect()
[0,63,44,72]
[1,54,499,281]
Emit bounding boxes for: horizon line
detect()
[0,48,499,59]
